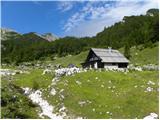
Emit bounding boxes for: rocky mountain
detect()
[22,32,48,42]
[1,8,158,64]
[42,33,59,42]
[1,28,21,41]
[1,28,59,42]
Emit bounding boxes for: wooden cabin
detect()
[81,48,129,69]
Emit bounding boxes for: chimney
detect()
[108,47,112,52]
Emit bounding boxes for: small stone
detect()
[101,85,104,88]
[134,85,138,88]
[106,111,110,114]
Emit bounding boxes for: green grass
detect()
[1,79,40,119]
[1,65,17,70]
[1,45,158,118]
[48,70,158,119]
[130,46,159,66]
[43,51,88,67]
[12,69,53,89]
[43,45,158,67]
[119,44,158,66]
[2,67,158,119]
[3,44,157,68]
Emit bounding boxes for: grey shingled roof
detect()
[91,48,129,63]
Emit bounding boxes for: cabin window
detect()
[112,63,116,65]
[118,63,128,68]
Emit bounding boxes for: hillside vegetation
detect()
[42,43,158,67]
[1,8,159,119]
[1,44,158,118]
[129,44,158,65]
[1,9,159,64]
[1,79,40,118]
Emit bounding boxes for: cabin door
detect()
[94,62,98,69]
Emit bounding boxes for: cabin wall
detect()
[118,63,128,68]
[82,61,102,69]
[94,62,98,69]
[87,50,100,62]
[82,62,128,69]
[104,63,118,69]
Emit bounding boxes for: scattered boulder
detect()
[42,69,52,75]
[67,64,76,68]
[143,113,158,119]
[142,64,158,71]
[55,67,82,77]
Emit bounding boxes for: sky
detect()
[1,0,159,37]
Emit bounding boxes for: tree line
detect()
[1,9,159,64]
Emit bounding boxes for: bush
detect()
[1,80,38,118]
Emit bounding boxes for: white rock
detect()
[59,89,64,93]
[147,81,155,85]
[78,101,86,106]
[59,106,66,112]
[146,87,153,92]
[50,88,56,96]
[134,85,138,88]
[23,88,64,119]
[22,87,31,95]
[101,85,104,88]
[42,69,52,75]
[55,67,83,77]
[143,113,158,119]
[76,80,82,85]
[108,80,112,83]
[106,111,110,114]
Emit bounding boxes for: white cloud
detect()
[58,1,75,12]
[63,0,159,37]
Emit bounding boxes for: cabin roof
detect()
[91,48,129,63]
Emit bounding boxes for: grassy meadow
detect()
[42,44,158,67]
[12,69,53,89]
[46,70,159,119]
[1,45,159,118]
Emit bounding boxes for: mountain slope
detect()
[1,28,22,41]
[42,33,59,42]
[44,44,158,67]
[1,28,59,42]
[22,32,48,42]
[1,8,159,64]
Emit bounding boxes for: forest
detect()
[1,9,159,64]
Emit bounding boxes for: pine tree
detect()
[124,42,131,59]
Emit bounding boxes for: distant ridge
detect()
[1,28,59,42]
[42,33,59,42]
